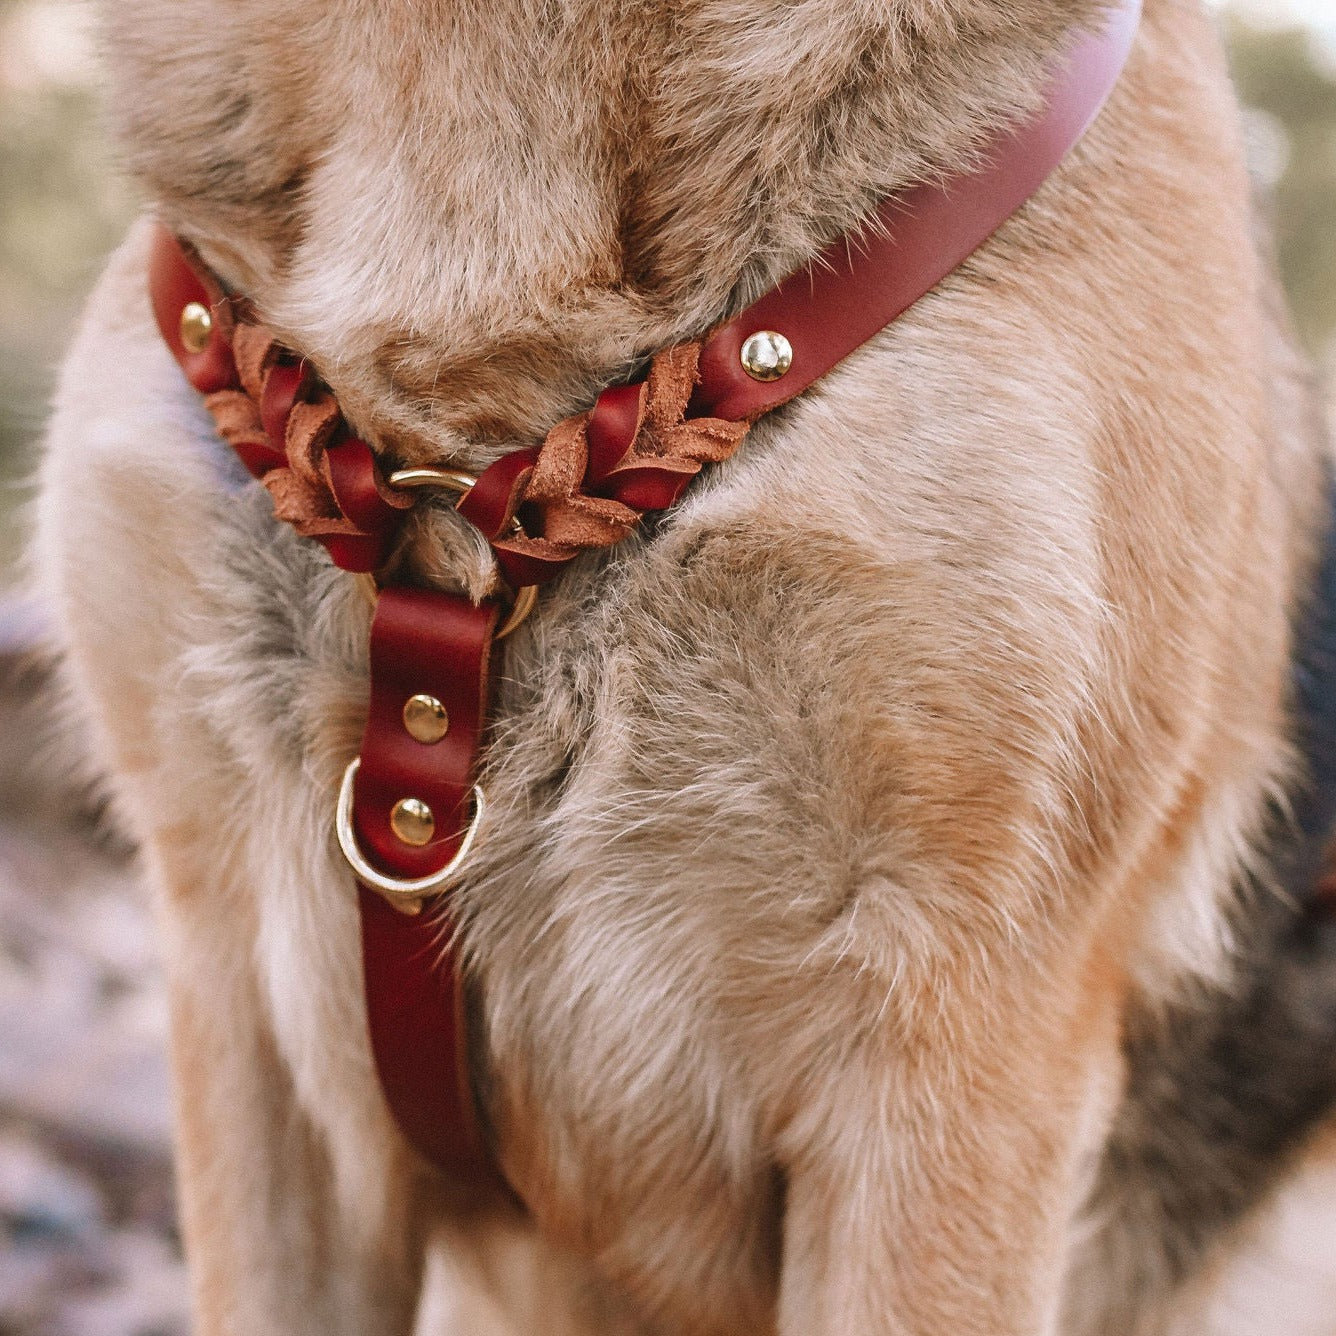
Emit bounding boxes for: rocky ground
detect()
[0,599,189,1336]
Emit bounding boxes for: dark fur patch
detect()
[1092,893,1336,1323]
[1078,477,1336,1328]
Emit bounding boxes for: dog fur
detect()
[30,0,1336,1331]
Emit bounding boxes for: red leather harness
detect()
[147,0,1140,1192]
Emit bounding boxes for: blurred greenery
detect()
[0,3,1333,584]
[1228,17,1336,360]
[0,0,136,573]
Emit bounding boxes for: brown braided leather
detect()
[186,280,748,577]
[489,342,748,575]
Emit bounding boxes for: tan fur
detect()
[31,0,1336,1331]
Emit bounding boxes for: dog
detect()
[30,0,1336,1331]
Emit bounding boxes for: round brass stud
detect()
[739,330,792,383]
[403,693,449,744]
[391,797,436,847]
[336,761,485,908]
[179,302,214,354]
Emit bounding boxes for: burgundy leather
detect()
[321,438,407,573]
[353,589,497,880]
[358,886,488,1173]
[587,380,704,512]
[693,0,1143,421]
[256,360,307,475]
[148,232,238,395]
[353,589,499,1174]
[585,383,647,485]
[144,0,1141,1193]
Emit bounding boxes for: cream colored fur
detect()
[31,0,1336,1331]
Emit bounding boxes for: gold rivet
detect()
[179,302,213,354]
[739,330,792,382]
[403,694,449,744]
[390,797,436,847]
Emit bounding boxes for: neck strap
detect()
[693,0,1143,421]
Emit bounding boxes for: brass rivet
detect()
[739,330,792,382]
[390,797,436,847]
[403,693,449,744]
[179,302,213,354]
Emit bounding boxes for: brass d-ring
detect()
[495,584,537,640]
[385,465,538,640]
[335,758,485,911]
[386,466,480,497]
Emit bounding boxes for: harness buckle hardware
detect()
[385,466,537,640]
[335,758,486,913]
[386,466,481,496]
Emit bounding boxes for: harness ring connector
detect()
[385,465,537,640]
[335,758,485,912]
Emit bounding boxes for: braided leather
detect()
[201,322,411,557]
[146,235,410,573]
[162,235,748,584]
[478,342,749,587]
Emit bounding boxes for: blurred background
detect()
[0,1,1333,1333]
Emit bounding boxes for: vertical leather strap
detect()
[351,588,500,1177]
[358,888,488,1174]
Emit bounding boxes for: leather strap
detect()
[144,0,1141,1193]
[455,0,1143,585]
[354,588,498,1175]
[692,0,1143,421]
[147,230,239,395]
